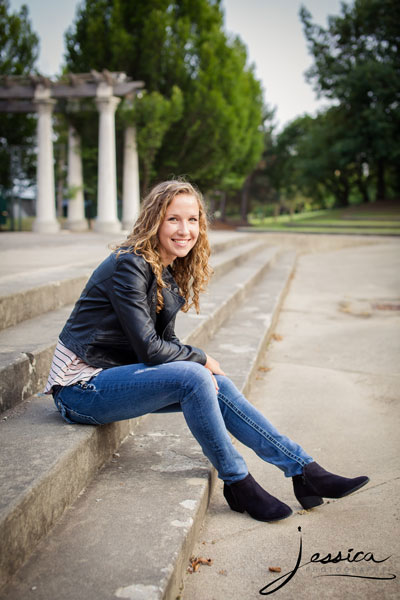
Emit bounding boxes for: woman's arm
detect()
[110,254,206,365]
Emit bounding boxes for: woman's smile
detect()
[172,238,190,245]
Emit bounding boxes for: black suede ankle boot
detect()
[293,462,369,510]
[223,473,293,522]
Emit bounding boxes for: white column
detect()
[32,94,59,233]
[67,124,88,231]
[94,93,121,233]
[122,125,140,231]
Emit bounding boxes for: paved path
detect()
[182,240,400,600]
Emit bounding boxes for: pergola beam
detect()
[0,81,144,99]
[0,71,144,100]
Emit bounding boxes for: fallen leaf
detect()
[269,566,281,573]
[188,556,213,573]
[272,333,283,341]
[197,557,213,566]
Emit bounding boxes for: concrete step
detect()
[0,233,257,331]
[0,250,297,600]
[0,244,282,590]
[0,238,268,414]
[175,245,279,348]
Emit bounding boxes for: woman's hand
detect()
[205,354,225,391]
[205,354,225,375]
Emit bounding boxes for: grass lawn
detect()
[248,202,400,236]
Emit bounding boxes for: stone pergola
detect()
[0,71,144,233]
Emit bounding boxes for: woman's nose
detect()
[177,220,189,234]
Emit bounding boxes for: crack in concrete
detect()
[352,476,400,493]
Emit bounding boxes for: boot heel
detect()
[223,474,292,522]
[223,483,244,513]
[293,462,369,508]
[299,495,324,510]
[293,473,324,510]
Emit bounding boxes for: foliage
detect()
[264,105,379,210]
[63,0,265,197]
[0,0,39,191]
[300,0,400,201]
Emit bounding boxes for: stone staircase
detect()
[0,232,296,600]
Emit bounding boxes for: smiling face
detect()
[158,193,200,266]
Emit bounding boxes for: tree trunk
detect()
[207,193,216,219]
[219,192,227,221]
[332,177,350,207]
[356,167,370,204]
[240,176,251,223]
[376,159,386,201]
[141,165,150,198]
[56,143,66,217]
[358,181,370,204]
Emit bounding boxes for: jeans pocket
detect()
[53,388,101,426]
[62,406,101,426]
[53,394,75,424]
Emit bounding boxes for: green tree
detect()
[64,0,265,197]
[300,0,400,201]
[0,0,39,191]
[264,115,324,211]
[264,107,373,210]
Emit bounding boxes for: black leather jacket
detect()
[59,251,206,369]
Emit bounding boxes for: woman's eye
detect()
[189,218,198,222]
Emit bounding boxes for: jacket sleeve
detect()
[109,254,207,366]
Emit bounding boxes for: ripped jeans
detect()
[53,361,313,484]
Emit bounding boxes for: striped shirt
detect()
[44,339,102,394]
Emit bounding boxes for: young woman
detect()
[46,179,369,522]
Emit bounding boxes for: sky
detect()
[9,0,343,129]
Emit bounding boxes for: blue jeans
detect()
[53,361,313,484]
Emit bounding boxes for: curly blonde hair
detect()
[113,179,212,313]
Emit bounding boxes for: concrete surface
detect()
[1,231,398,600]
[182,241,400,600]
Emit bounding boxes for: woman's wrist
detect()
[205,354,225,376]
